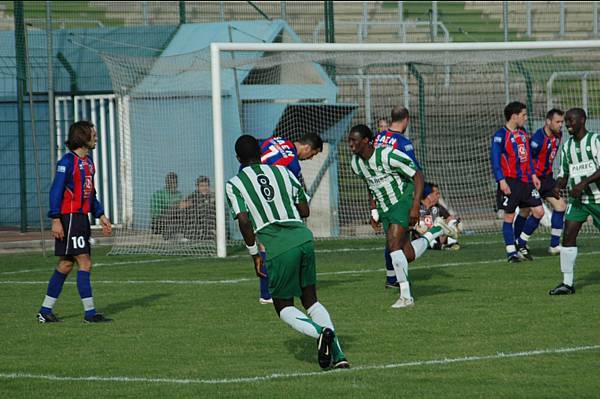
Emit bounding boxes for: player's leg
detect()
[515,182,544,259]
[257,244,272,304]
[37,256,73,323]
[298,242,348,368]
[513,207,530,241]
[497,179,521,262]
[404,217,458,262]
[384,246,398,288]
[269,247,328,367]
[74,254,111,323]
[548,201,598,295]
[545,195,567,254]
[387,223,414,308]
[548,219,582,295]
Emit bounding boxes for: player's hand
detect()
[370,217,381,232]
[252,254,266,278]
[99,215,112,236]
[51,218,64,240]
[552,186,561,200]
[570,182,586,199]
[409,207,420,227]
[532,175,541,190]
[499,179,511,195]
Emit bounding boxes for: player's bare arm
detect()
[237,212,265,278]
[368,191,381,232]
[410,170,425,226]
[51,218,64,240]
[499,179,511,195]
[571,168,600,199]
[99,215,112,236]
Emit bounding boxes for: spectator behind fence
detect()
[180,176,216,240]
[151,171,184,239]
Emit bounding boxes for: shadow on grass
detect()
[283,334,356,365]
[57,294,171,320]
[102,293,171,315]
[578,271,600,291]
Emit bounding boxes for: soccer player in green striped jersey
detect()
[348,124,450,309]
[226,135,349,369]
[549,108,600,295]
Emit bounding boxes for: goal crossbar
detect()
[210,40,600,257]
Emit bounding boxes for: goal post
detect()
[210,40,600,257]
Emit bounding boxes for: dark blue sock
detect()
[550,211,564,247]
[259,251,271,299]
[513,214,527,241]
[77,270,96,318]
[39,270,67,314]
[518,216,541,247]
[384,246,396,284]
[502,222,516,258]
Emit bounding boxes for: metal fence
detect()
[3,1,600,230]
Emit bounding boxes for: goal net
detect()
[102,41,600,257]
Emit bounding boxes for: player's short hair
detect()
[546,108,564,120]
[566,107,587,121]
[235,134,261,162]
[66,121,95,151]
[504,101,527,121]
[298,132,323,151]
[349,124,373,141]
[391,106,409,123]
[196,176,210,185]
[165,172,178,184]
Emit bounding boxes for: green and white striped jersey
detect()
[557,131,600,204]
[351,146,418,213]
[226,164,309,232]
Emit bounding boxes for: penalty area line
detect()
[0,344,599,385]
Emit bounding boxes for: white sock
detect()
[560,246,577,287]
[307,302,334,331]
[411,237,429,259]
[390,249,412,299]
[279,306,320,339]
[422,227,443,244]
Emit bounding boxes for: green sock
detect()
[332,336,345,361]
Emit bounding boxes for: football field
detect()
[1,234,599,398]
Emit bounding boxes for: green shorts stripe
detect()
[566,200,600,231]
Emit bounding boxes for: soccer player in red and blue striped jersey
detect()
[524,109,566,254]
[37,121,113,324]
[256,133,323,304]
[490,102,544,262]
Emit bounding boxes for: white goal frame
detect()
[210,40,600,257]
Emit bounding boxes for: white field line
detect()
[1,250,599,286]
[1,235,597,276]
[0,344,598,385]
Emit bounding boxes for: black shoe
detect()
[507,254,522,263]
[385,281,400,289]
[517,245,534,261]
[332,358,350,369]
[548,283,575,295]
[84,313,113,323]
[37,312,60,323]
[317,328,335,369]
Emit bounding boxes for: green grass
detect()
[1,234,600,398]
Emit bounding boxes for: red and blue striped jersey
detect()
[48,152,104,219]
[259,136,302,181]
[530,127,561,178]
[373,129,421,170]
[490,127,535,183]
